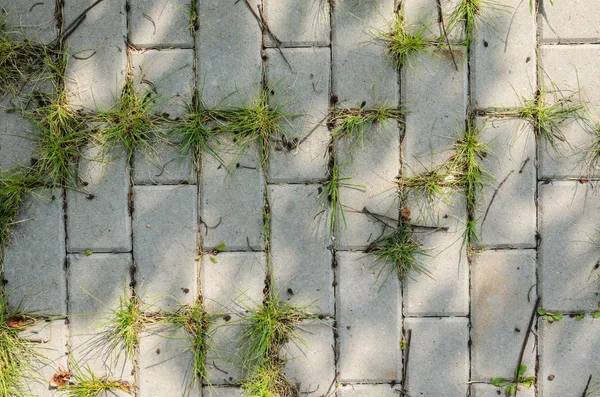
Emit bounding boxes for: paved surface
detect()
[1,0,600,396]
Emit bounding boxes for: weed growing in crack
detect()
[160,301,214,389]
[0,291,44,396]
[376,11,441,68]
[584,122,600,172]
[330,107,403,152]
[447,121,492,210]
[491,364,535,396]
[403,166,456,204]
[217,90,291,164]
[58,360,133,397]
[0,169,43,247]
[319,161,366,237]
[239,289,309,397]
[0,13,53,97]
[170,92,223,166]
[185,0,199,36]
[242,359,299,397]
[491,88,586,152]
[94,70,161,163]
[446,0,506,47]
[365,222,431,286]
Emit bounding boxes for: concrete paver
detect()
[128,0,193,48]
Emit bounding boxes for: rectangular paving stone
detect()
[540,0,600,43]
[199,140,264,251]
[67,253,133,378]
[269,184,333,314]
[332,0,398,108]
[133,185,198,311]
[339,384,400,397]
[67,144,132,253]
[264,0,330,47]
[138,330,201,397]
[197,0,262,107]
[471,383,534,397]
[201,252,265,314]
[471,0,536,109]
[65,0,126,112]
[539,45,600,179]
[475,117,536,248]
[3,189,66,315]
[403,225,469,316]
[402,48,467,176]
[284,321,335,395]
[404,188,466,233]
[134,140,195,185]
[128,0,193,47]
[206,320,245,385]
[404,317,469,397]
[539,181,600,312]
[266,47,330,183]
[337,252,401,382]
[471,249,537,381]
[22,320,68,397]
[130,49,194,120]
[3,0,57,44]
[335,121,400,250]
[539,317,600,397]
[0,101,37,171]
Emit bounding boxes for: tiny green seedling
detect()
[491,364,536,396]
[537,307,563,322]
[365,222,431,286]
[593,311,600,319]
[84,250,92,256]
[575,312,585,321]
[319,161,366,237]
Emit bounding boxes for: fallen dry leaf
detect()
[6,315,26,329]
[49,370,71,388]
[401,207,411,220]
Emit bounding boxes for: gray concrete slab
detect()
[133,185,198,311]
[540,0,600,43]
[269,184,333,314]
[404,317,469,397]
[128,0,193,47]
[3,189,66,315]
[264,0,330,47]
[337,252,401,382]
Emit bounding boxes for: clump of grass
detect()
[186,0,199,35]
[376,12,441,68]
[242,359,299,397]
[447,121,491,209]
[494,88,586,152]
[95,71,160,163]
[239,291,307,368]
[365,222,430,285]
[0,13,52,97]
[217,90,291,164]
[0,169,43,247]
[170,92,222,165]
[0,291,43,396]
[330,107,403,152]
[100,294,145,364]
[319,161,366,237]
[446,0,506,46]
[402,166,453,204]
[584,122,600,172]
[161,301,214,389]
[58,362,133,397]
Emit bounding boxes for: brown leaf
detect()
[401,207,411,220]
[49,371,71,388]
[6,315,26,329]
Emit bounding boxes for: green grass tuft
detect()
[58,361,133,397]
[217,90,291,164]
[170,92,222,166]
[584,122,600,172]
[403,166,454,204]
[0,291,44,396]
[319,161,366,237]
[446,0,506,47]
[95,71,160,163]
[0,169,43,247]
[377,12,441,68]
[100,294,145,364]
[366,222,431,285]
[242,359,299,397]
[330,107,403,152]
